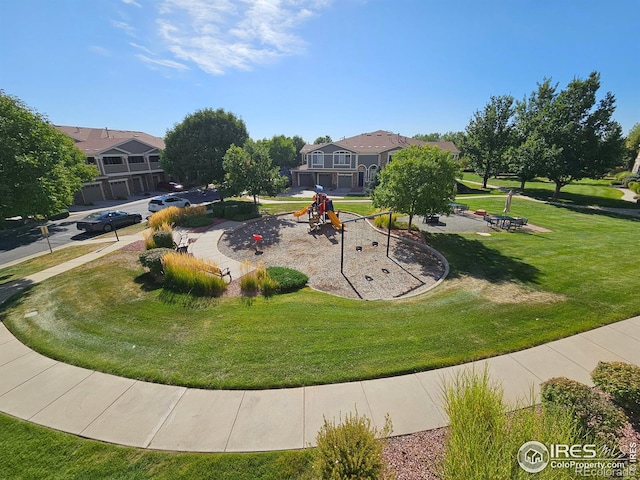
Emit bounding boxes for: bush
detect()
[49,209,69,220]
[591,361,640,416]
[313,410,393,480]
[266,267,308,293]
[139,248,173,278]
[373,212,399,229]
[162,252,227,297]
[181,215,212,228]
[541,377,626,446]
[153,230,175,249]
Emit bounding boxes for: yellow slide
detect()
[293,206,309,217]
[326,210,343,229]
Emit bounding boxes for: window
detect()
[86,157,96,165]
[333,151,352,167]
[149,155,160,163]
[310,151,324,167]
[103,156,123,165]
[128,156,144,164]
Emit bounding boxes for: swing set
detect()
[340,211,393,274]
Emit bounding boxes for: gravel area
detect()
[218,212,447,300]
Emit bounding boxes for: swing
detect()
[355,218,363,252]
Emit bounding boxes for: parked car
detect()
[77,210,142,232]
[148,195,191,213]
[157,181,184,192]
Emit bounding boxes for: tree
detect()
[540,72,624,199]
[413,132,442,142]
[509,79,561,190]
[265,135,297,169]
[313,135,332,144]
[291,135,306,166]
[162,108,248,187]
[624,123,640,170]
[372,145,459,231]
[222,140,288,212]
[0,91,97,223]
[463,95,515,188]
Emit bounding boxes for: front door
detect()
[358,171,364,187]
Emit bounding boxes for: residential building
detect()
[292,130,460,190]
[54,125,168,204]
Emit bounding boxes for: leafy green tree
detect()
[313,135,332,144]
[510,79,561,190]
[624,122,640,170]
[372,145,459,230]
[413,132,442,142]
[463,95,515,188]
[266,135,297,169]
[162,108,248,187]
[291,135,306,165]
[223,140,288,212]
[541,72,624,199]
[0,91,97,223]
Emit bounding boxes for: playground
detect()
[218,196,447,300]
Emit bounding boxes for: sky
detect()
[1,0,638,144]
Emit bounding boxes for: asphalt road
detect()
[0,189,220,267]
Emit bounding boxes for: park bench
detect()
[506,217,528,230]
[173,231,190,254]
[449,202,469,213]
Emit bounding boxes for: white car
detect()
[148,195,191,213]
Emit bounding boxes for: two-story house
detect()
[292,130,460,190]
[55,125,169,204]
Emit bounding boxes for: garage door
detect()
[81,184,104,203]
[318,174,332,188]
[337,174,352,189]
[109,180,129,199]
[298,173,314,187]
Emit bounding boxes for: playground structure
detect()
[293,192,343,231]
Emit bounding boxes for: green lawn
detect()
[0,413,312,480]
[462,173,637,208]
[3,195,639,389]
[0,243,108,286]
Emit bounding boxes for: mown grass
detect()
[0,243,108,285]
[0,413,312,480]
[3,195,639,389]
[462,173,637,208]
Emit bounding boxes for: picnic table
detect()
[449,202,469,213]
[483,214,528,230]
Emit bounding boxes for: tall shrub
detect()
[313,410,394,480]
[591,361,640,416]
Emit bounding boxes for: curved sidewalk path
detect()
[0,225,639,452]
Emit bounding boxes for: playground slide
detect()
[293,206,309,217]
[326,210,343,229]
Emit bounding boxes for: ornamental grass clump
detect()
[239,261,280,298]
[149,206,183,230]
[162,252,227,297]
[442,367,580,480]
[313,410,394,480]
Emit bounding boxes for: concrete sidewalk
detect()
[1,317,639,452]
[1,221,639,452]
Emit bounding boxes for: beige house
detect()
[54,125,168,204]
[292,130,460,190]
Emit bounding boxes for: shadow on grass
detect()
[523,187,640,210]
[0,279,36,311]
[424,233,541,284]
[134,272,163,292]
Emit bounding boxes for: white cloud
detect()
[146,0,332,75]
[136,54,190,71]
[122,0,142,7]
[112,20,136,37]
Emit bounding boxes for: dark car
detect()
[77,210,142,232]
[157,181,184,192]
